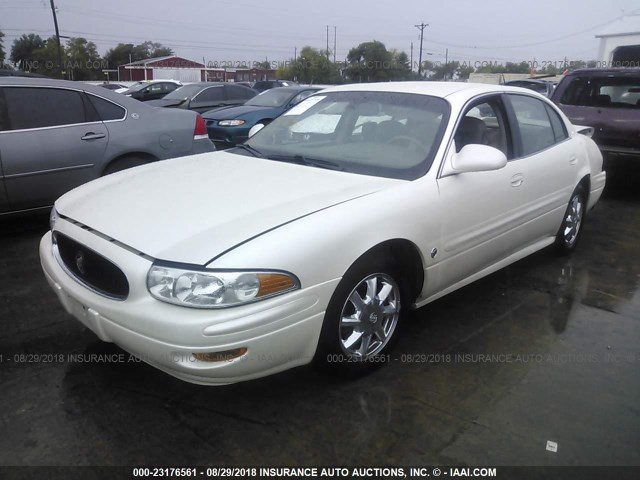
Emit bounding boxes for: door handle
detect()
[569,156,578,165]
[81,133,106,141]
[510,174,524,187]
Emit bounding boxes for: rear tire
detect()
[314,256,405,376]
[555,185,586,254]
[103,156,150,175]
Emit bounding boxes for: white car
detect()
[40,82,606,385]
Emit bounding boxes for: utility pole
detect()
[415,22,428,78]
[333,26,337,63]
[49,0,63,77]
[410,42,413,72]
[326,26,330,60]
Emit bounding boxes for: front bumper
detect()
[588,170,607,211]
[39,222,337,385]
[206,125,250,149]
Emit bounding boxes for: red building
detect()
[118,56,206,82]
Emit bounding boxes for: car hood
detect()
[147,98,187,108]
[203,105,276,120]
[55,151,402,265]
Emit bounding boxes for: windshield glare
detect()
[246,89,295,107]
[245,91,450,180]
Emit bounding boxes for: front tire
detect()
[102,156,150,175]
[315,258,404,375]
[555,185,586,254]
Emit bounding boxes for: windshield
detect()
[246,89,296,107]
[559,76,640,108]
[244,91,450,180]
[163,84,205,100]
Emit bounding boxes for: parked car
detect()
[503,79,556,97]
[551,68,640,161]
[121,80,182,101]
[40,82,605,385]
[0,77,214,215]
[99,83,127,91]
[147,82,258,114]
[252,79,297,92]
[203,86,323,149]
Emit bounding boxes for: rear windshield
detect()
[559,76,640,108]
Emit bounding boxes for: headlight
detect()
[50,208,58,231]
[147,265,299,308]
[218,119,246,126]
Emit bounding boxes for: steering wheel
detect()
[388,135,428,154]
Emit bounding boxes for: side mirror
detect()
[447,144,507,174]
[248,123,265,138]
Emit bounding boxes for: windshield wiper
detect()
[232,144,265,158]
[267,154,343,171]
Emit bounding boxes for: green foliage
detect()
[66,37,103,80]
[104,41,173,69]
[279,46,341,84]
[0,29,6,65]
[10,34,45,69]
[345,41,412,82]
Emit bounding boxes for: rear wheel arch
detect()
[101,152,158,176]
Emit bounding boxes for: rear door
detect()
[504,94,578,246]
[0,88,9,213]
[0,86,108,211]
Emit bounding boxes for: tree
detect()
[345,40,392,82]
[31,36,67,78]
[0,29,6,66]
[104,41,173,69]
[10,33,45,70]
[66,37,102,80]
[279,46,341,84]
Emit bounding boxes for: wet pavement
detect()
[0,166,639,468]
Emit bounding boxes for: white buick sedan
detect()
[40,82,606,385]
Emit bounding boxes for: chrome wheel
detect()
[339,273,401,359]
[563,193,584,248]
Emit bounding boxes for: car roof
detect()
[322,81,521,99]
[0,76,154,108]
[564,68,640,76]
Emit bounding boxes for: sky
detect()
[2,0,640,69]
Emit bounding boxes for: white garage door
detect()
[153,68,201,82]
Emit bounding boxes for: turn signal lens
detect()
[257,273,296,297]
[193,348,248,363]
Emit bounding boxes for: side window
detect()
[194,86,224,102]
[0,88,9,132]
[455,98,510,157]
[4,87,86,130]
[225,85,252,100]
[87,94,126,121]
[149,83,163,94]
[163,83,178,93]
[508,95,556,156]
[291,90,315,106]
[544,104,568,143]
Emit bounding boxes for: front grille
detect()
[53,232,129,300]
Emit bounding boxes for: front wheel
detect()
[555,185,586,254]
[315,258,404,375]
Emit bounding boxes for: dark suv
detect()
[551,68,640,160]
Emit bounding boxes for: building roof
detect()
[121,56,205,68]
[596,14,640,38]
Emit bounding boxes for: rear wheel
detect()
[555,185,586,254]
[315,257,404,375]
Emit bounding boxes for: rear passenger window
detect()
[87,94,126,121]
[4,87,86,130]
[544,104,568,142]
[508,95,556,156]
